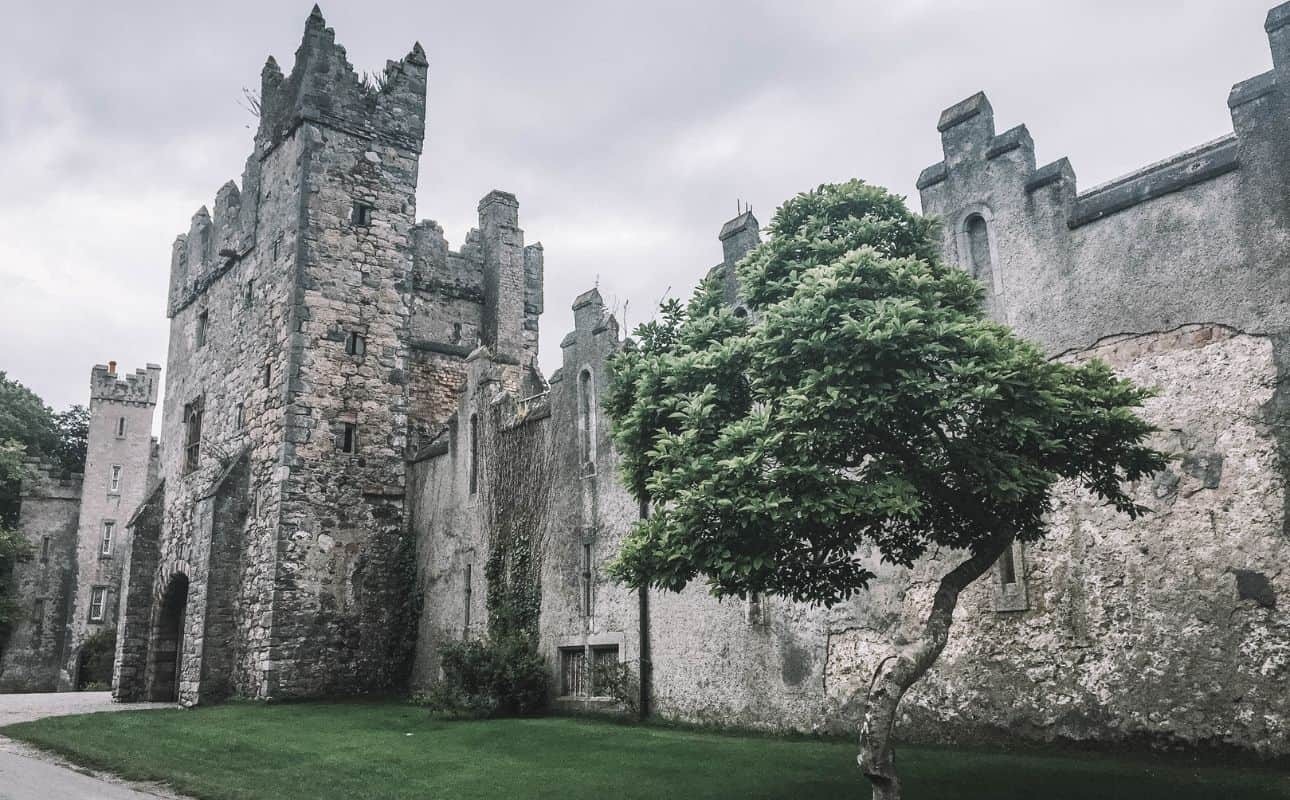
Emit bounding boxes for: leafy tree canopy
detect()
[604,180,1166,606]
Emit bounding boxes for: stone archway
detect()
[150,574,189,702]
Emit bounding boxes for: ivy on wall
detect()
[479,399,555,642]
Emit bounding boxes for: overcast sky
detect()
[0,0,1275,420]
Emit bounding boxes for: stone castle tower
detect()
[113,7,543,704]
[0,362,158,692]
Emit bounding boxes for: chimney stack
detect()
[108,360,117,375]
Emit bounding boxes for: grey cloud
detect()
[0,0,1274,418]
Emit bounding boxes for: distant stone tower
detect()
[59,362,160,689]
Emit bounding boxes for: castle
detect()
[3,3,1290,756]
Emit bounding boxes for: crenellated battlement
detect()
[917,1,1290,356]
[89,362,161,406]
[166,6,427,318]
[19,457,83,498]
[256,6,427,157]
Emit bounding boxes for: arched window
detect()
[963,213,994,288]
[468,413,479,495]
[578,369,595,468]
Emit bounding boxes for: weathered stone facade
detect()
[0,362,160,693]
[0,462,81,692]
[412,2,1290,757]
[0,0,1269,758]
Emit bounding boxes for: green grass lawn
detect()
[2,700,1288,800]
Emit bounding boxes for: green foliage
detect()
[77,628,118,690]
[591,659,640,716]
[414,636,551,719]
[605,179,1167,606]
[0,373,88,526]
[0,440,33,646]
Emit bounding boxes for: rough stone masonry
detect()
[1,2,1287,759]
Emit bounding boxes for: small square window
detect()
[196,310,209,348]
[100,521,115,557]
[88,587,107,623]
[108,465,122,494]
[345,331,365,356]
[351,202,373,226]
[340,422,357,454]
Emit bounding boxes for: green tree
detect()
[604,180,1167,800]
[0,440,33,651]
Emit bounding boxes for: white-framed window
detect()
[100,521,115,556]
[108,464,122,494]
[88,587,107,623]
[116,416,127,438]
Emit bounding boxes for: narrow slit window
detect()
[578,369,595,469]
[964,213,994,288]
[32,599,44,640]
[196,310,209,348]
[345,331,366,356]
[998,545,1017,586]
[88,588,107,623]
[464,563,472,635]
[183,397,203,473]
[340,422,357,454]
[234,402,245,430]
[581,542,593,618]
[100,521,115,556]
[263,363,272,389]
[108,465,122,494]
[116,416,127,438]
[468,414,479,495]
[245,279,255,308]
[40,536,50,564]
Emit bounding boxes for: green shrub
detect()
[414,635,550,719]
[592,660,640,716]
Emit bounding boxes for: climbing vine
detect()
[479,397,555,641]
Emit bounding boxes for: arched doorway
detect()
[151,574,189,702]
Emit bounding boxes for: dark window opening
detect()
[196,310,209,348]
[998,545,1017,586]
[40,536,50,564]
[965,213,993,286]
[183,397,203,473]
[116,416,126,438]
[581,542,593,618]
[468,414,479,495]
[340,422,357,454]
[578,370,595,468]
[234,402,245,430]
[345,331,366,356]
[263,363,272,389]
[32,599,45,642]
[451,322,462,344]
[464,563,472,634]
[352,202,374,227]
[245,279,255,308]
[560,647,587,697]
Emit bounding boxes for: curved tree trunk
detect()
[857,530,1014,800]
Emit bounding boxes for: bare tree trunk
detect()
[857,530,1014,800]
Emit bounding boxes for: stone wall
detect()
[0,461,81,692]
